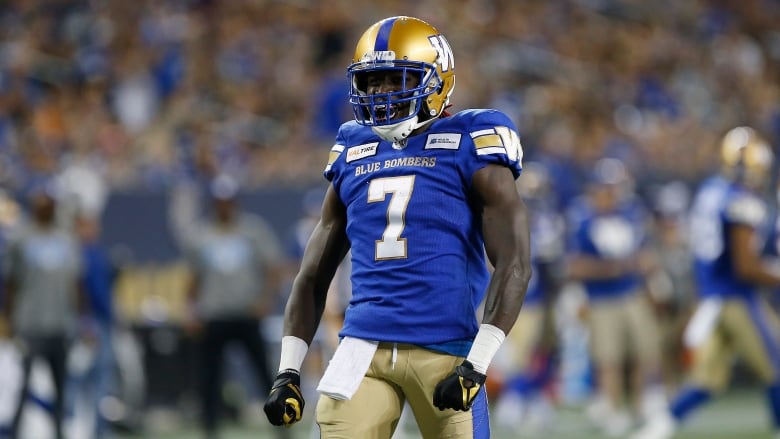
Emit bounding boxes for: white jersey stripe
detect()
[470,128,496,138]
[476,146,507,156]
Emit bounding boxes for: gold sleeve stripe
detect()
[473,134,504,149]
[326,144,345,167]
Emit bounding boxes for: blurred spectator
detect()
[0,1,777,191]
[182,175,283,439]
[1,186,84,439]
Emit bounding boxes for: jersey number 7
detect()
[368,175,416,260]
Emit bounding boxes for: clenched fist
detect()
[433,360,486,411]
[264,369,305,426]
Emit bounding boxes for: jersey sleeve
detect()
[725,192,767,227]
[460,109,524,180]
[323,125,348,183]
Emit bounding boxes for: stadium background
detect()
[1,0,780,438]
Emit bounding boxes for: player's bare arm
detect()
[731,224,780,287]
[433,163,530,413]
[473,163,532,335]
[284,185,350,344]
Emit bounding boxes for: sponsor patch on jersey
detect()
[345,142,379,163]
[424,133,461,150]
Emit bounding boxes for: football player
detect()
[263,16,532,438]
[566,157,664,437]
[630,127,780,439]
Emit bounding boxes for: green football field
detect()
[116,388,775,439]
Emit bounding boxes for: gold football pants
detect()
[316,343,490,439]
[690,297,780,391]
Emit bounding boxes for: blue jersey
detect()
[324,109,523,355]
[567,194,649,300]
[688,176,769,300]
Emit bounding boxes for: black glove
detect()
[264,369,305,426]
[433,360,487,411]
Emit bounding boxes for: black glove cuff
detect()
[456,360,487,385]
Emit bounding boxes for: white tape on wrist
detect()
[466,324,506,374]
[278,336,309,373]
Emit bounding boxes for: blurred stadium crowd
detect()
[0,0,779,196]
[1,0,780,438]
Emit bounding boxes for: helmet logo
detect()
[428,35,454,72]
[360,51,396,63]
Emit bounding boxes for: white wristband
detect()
[278,336,309,373]
[465,324,506,374]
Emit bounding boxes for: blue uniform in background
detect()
[566,181,663,437]
[690,176,768,301]
[567,195,649,301]
[325,109,523,357]
[665,174,780,428]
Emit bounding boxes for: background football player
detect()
[631,126,780,439]
[566,157,664,437]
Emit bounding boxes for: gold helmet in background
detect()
[720,126,774,189]
[348,16,456,142]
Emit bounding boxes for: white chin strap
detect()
[372,115,437,144]
[372,116,418,143]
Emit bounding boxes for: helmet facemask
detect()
[348,61,442,143]
[348,16,456,143]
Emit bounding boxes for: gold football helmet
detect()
[348,16,456,142]
[720,126,774,189]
